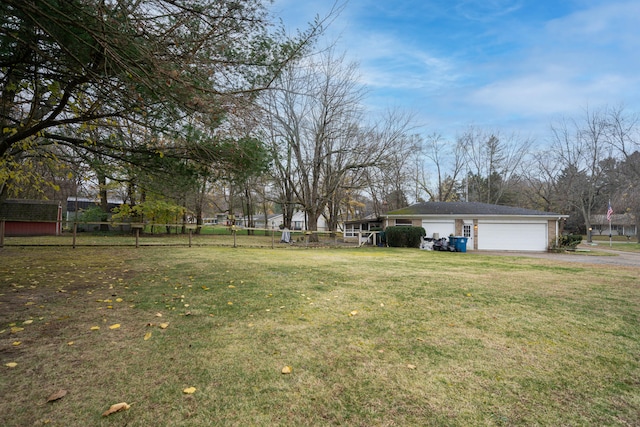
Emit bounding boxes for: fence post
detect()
[135,227,140,248]
[72,222,77,249]
[188,229,192,248]
[0,220,5,248]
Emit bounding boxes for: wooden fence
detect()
[0,220,352,249]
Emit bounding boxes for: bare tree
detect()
[417,133,466,202]
[361,111,420,216]
[548,108,614,236]
[606,105,640,176]
[262,50,417,239]
[458,126,533,205]
[606,106,640,241]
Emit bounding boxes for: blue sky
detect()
[270,0,640,143]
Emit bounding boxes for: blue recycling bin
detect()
[448,236,457,251]
[454,236,468,252]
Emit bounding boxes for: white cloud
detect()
[454,0,524,22]
[456,0,640,133]
[271,0,640,140]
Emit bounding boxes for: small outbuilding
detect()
[385,202,568,252]
[0,199,62,236]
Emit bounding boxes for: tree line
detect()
[2,1,639,241]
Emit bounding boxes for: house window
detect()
[345,224,356,238]
[395,219,412,226]
[463,224,471,238]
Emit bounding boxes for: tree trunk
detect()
[306,210,320,242]
[97,172,109,232]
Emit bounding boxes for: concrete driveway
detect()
[475,246,640,268]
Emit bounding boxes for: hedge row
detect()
[385,226,426,248]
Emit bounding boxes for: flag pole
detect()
[607,200,613,247]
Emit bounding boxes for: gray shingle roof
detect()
[0,199,60,221]
[386,202,564,217]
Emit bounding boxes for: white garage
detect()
[385,201,567,252]
[477,221,548,251]
[421,220,455,239]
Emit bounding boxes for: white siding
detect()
[478,221,547,251]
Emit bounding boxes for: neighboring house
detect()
[0,199,62,236]
[202,214,230,226]
[267,211,329,232]
[66,197,124,231]
[65,197,124,222]
[590,213,637,237]
[385,202,568,251]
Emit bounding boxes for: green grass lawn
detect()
[1,246,638,426]
[588,235,640,252]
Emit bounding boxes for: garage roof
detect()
[386,202,564,217]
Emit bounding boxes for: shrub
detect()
[559,234,583,250]
[385,226,426,248]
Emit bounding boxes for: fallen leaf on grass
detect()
[159,323,169,329]
[349,310,358,317]
[155,313,163,317]
[102,402,130,416]
[5,362,18,368]
[12,341,21,346]
[144,332,152,341]
[90,326,100,331]
[23,319,33,325]
[281,366,292,374]
[109,324,121,330]
[10,327,24,333]
[183,387,196,394]
[47,389,67,402]
[407,364,417,370]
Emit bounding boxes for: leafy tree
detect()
[1,0,323,200]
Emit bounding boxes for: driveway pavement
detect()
[474,246,640,268]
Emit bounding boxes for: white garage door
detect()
[422,220,455,240]
[478,222,548,251]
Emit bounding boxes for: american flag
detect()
[607,202,614,222]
